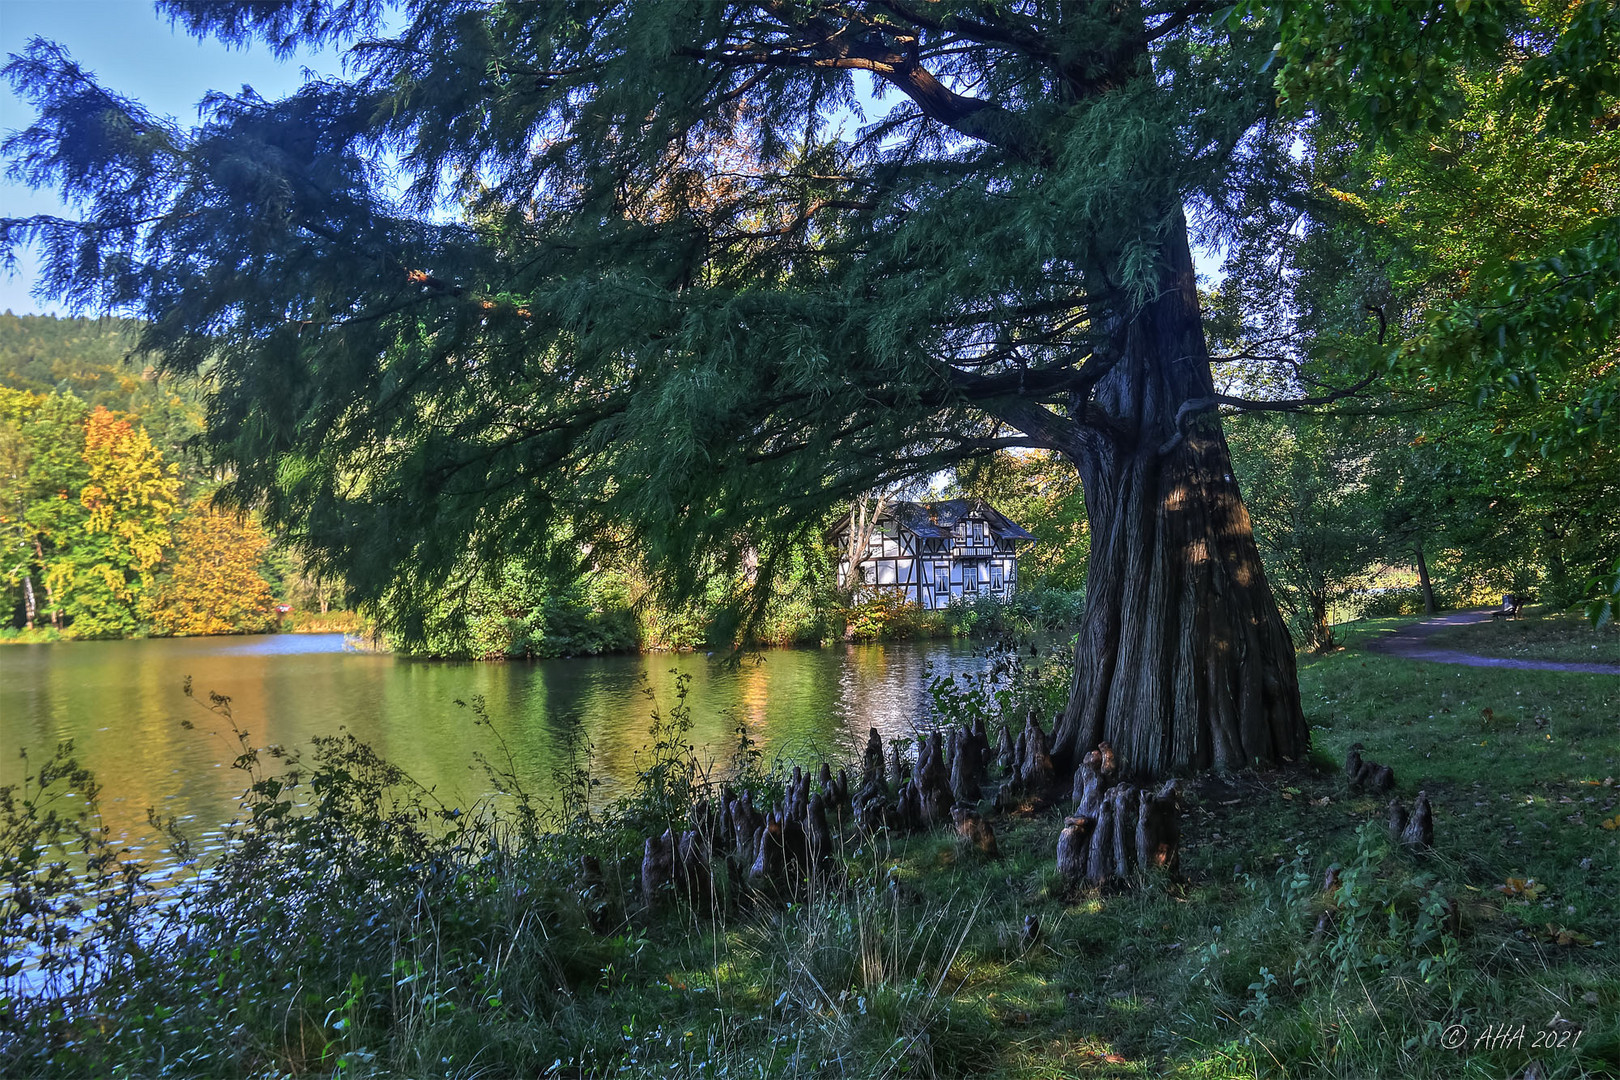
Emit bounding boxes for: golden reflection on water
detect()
[0,635,992,850]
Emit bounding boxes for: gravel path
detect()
[1361,609,1620,675]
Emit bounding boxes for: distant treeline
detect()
[6,313,1610,655]
[0,315,1090,652]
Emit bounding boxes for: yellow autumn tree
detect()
[48,406,180,637]
[151,500,278,636]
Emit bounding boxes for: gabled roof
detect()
[886,498,1037,543]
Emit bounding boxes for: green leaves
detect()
[1258,0,1514,137]
[1409,215,1620,454]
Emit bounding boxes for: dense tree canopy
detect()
[3,0,1613,769]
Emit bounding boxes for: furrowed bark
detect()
[1046,212,1308,778]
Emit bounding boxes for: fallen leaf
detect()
[1542,923,1594,947]
[1497,877,1545,900]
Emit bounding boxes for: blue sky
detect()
[0,0,341,314]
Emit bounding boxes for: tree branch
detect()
[1158,370,1383,456]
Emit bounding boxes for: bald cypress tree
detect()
[3,1,1337,776]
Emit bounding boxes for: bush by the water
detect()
[843,586,1086,643]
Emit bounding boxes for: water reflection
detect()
[0,635,993,850]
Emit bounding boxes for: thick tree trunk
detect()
[1049,213,1307,778]
[23,574,37,631]
[1414,544,1436,615]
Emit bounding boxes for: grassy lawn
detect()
[1424,607,1620,665]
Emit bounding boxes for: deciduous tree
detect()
[151,499,276,636]
[54,406,179,637]
[0,387,89,629]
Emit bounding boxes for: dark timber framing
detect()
[832,498,1036,610]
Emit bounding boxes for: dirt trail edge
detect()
[1360,609,1620,675]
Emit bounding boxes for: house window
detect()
[934,564,950,596]
[991,564,1004,591]
[974,521,986,545]
[963,565,978,594]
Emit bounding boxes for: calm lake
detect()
[0,634,996,856]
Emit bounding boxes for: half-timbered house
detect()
[832,499,1036,608]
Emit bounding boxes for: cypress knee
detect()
[1400,791,1434,849]
[1345,745,1365,786]
[749,820,784,890]
[1138,779,1180,871]
[1111,785,1139,877]
[1072,760,1105,818]
[1386,798,1408,840]
[970,715,990,761]
[854,792,886,833]
[856,761,888,806]
[805,792,833,871]
[890,740,911,785]
[1087,794,1116,884]
[677,830,712,908]
[863,726,886,787]
[795,770,812,820]
[952,806,999,857]
[951,731,984,804]
[896,779,922,832]
[1019,712,1055,793]
[995,722,1016,775]
[922,780,953,827]
[780,812,809,877]
[1057,815,1094,881]
[918,731,952,805]
[786,766,804,820]
[642,830,675,909]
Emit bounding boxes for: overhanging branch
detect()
[1158,370,1383,456]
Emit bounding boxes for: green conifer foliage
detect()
[17,2,1598,770]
